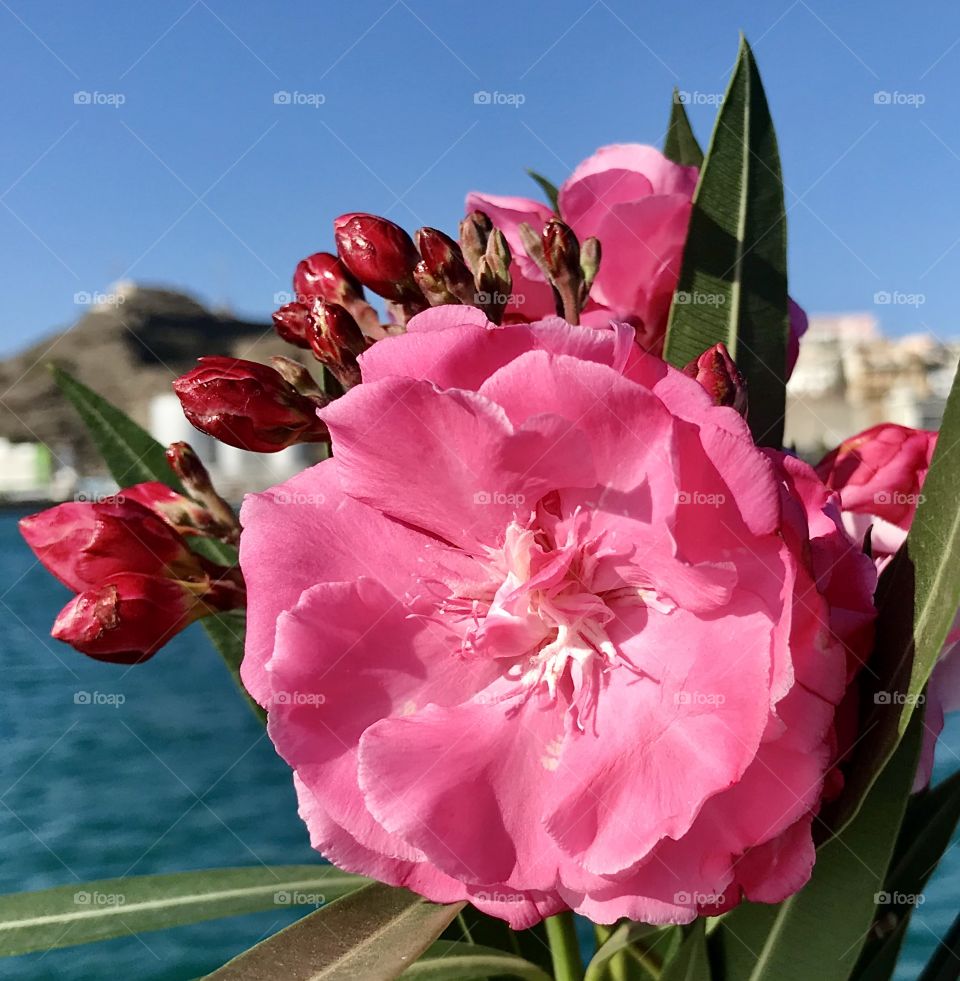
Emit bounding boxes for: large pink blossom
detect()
[467,144,809,369]
[816,423,956,789]
[240,307,875,927]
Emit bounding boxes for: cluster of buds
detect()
[682,342,748,416]
[173,356,329,454]
[21,451,244,662]
[518,218,600,325]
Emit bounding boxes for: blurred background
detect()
[1,1,958,977]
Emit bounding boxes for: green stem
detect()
[545,911,584,981]
[593,925,631,981]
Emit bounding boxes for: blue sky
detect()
[2,0,959,355]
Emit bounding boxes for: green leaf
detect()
[661,920,710,981]
[664,94,704,167]
[0,866,367,957]
[829,365,960,832]
[402,940,552,980]
[586,922,663,981]
[709,711,924,981]
[526,169,560,212]
[49,364,259,720]
[853,769,960,979]
[662,36,790,447]
[205,882,463,980]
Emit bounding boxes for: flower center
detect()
[444,513,670,727]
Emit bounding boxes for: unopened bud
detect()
[414,227,475,305]
[163,442,240,542]
[682,343,748,416]
[52,573,241,664]
[293,252,364,306]
[333,213,424,304]
[173,357,328,452]
[459,210,493,275]
[308,301,366,389]
[272,302,313,349]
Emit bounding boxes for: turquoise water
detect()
[0,511,956,978]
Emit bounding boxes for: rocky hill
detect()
[0,284,293,475]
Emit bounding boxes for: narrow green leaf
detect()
[402,940,551,980]
[660,920,710,981]
[829,364,960,831]
[662,36,789,447]
[0,866,367,957]
[526,169,560,212]
[586,922,663,981]
[853,769,960,979]
[49,364,259,719]
[50,363,184,495]
[205,883,463,981]
[664,93,704,167]
[709,711,923,981]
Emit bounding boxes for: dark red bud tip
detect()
[165,441,210,487]
[51,574,208,663]
[682,343,748,415]
[172,356,328,453]
[415,227,463,270]
[333,213,424,303]
[542,219,580,276]
[272,302,313,349]
[292,251,364,305]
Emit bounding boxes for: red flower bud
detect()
[682,343,748,416]
[51,574,216,663]
[414,227,475,304]
[307,301,366,389]
[20,498,208,593]
[172,356,328,453]
[541,219,580,283]
[333,213,424,303]
[272,302,313,349]
[115,481,223,540]
[163,443,240,542]
[293,251,364,306]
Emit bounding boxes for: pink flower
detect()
[816,423,952,789]
[467,144,809,369]
[240,307,875,927]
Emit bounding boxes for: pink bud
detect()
[333,213,424,303]
[172,357,328,453]
[682,343,748,415]
[307,301,366,389]
[272,302,313,349]
[20,498,208,593]
[51,574,214,663]
[293,251,365,306]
